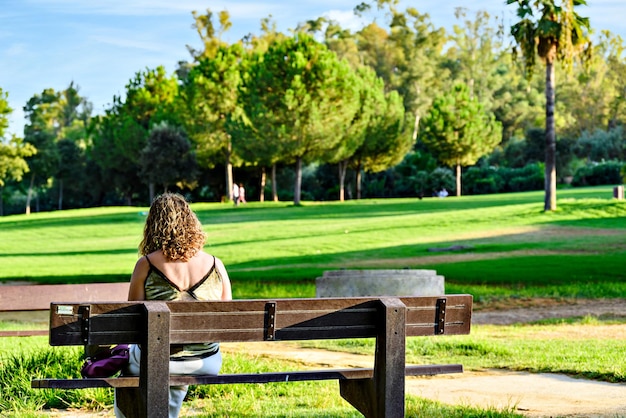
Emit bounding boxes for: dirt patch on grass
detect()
[236,225,626,272]
[473,298,626,325]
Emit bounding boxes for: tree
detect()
[322,66,381,201]
[245,34,360,205]
[182,44,245,202]
[0,88,11,137]
[420,83,502,196]
[385,7,448,140]
[55,139,84,210]
[507,0,591,211]
[139,122,197,201]
[559,31,626,134]
[91,66,178,204]
[55,83,91,210]
[350,90,410,199]
[0,137,36,216]
[0,138,35,186]
[186,9,232,61]
[20,83,92,213]
[0,90,36,214]
[90,109,147,205]
[22,88,62,214]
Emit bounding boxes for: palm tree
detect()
[507,0,591,211]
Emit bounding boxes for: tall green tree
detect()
[22,88,62,214]
[0,137,36,213]
[182,44,245,202]
[386,7,448,140]
[90,109,146,205]
[322,66,382,201]
[350,90,410,199]
[21,83,91,213]
[91,66,178,204]
[0,88,36,215]
[233,19,290,202]
[559,31,626,134]
[139,122,197,201]
[447,9,506,108]
[507,0,591,211]
[420,83,502,196]
[55,138,84,210]
[245,34,360,205]
[55,83,91,209]
[490,54,545,142]
[0,88,11,137]
[186,9,232,61]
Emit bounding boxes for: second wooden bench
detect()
[0,282,129,337]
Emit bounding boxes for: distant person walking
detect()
[232,182,239,206]
[238,183,246,204]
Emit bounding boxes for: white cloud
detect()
[323,9,367,32]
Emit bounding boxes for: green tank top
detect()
[144,254,222,360]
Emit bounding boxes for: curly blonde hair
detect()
[139,193,207,261]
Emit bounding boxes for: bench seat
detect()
[33,363,463,389]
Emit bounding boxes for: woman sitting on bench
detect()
[115,192,232,418]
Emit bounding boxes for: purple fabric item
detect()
[81,344,130,378]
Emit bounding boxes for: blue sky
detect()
[1,0,624,137]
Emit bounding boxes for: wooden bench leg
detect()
[117,302,171,418]
[142,302,171,418]
[116,388,143,417]
[340,298,406,418]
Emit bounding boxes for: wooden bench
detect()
[32,294,472,418]
[0,282,129,337]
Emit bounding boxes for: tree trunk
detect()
[412,84,421,141]
[58,179,63,210]
[456,163,462,197]
[338,160,348,202]
[25,173,34,215]
[294,156,302,205]
[149,183,155,203]
[544,59,557,211]
[270,164,278,202]
[226,142,233,201]
[412,112,421,141]
[355,161,363,200]
[259,167,266,202]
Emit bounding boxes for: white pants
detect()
[114,344,222,418]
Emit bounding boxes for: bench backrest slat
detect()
[50,303,143,345]
[48,295,472,346]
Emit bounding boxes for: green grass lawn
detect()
[1,186,625,416]
[1,186,625,303]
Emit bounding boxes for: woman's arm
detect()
[215,257,232,301]
[128,256,149,301]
